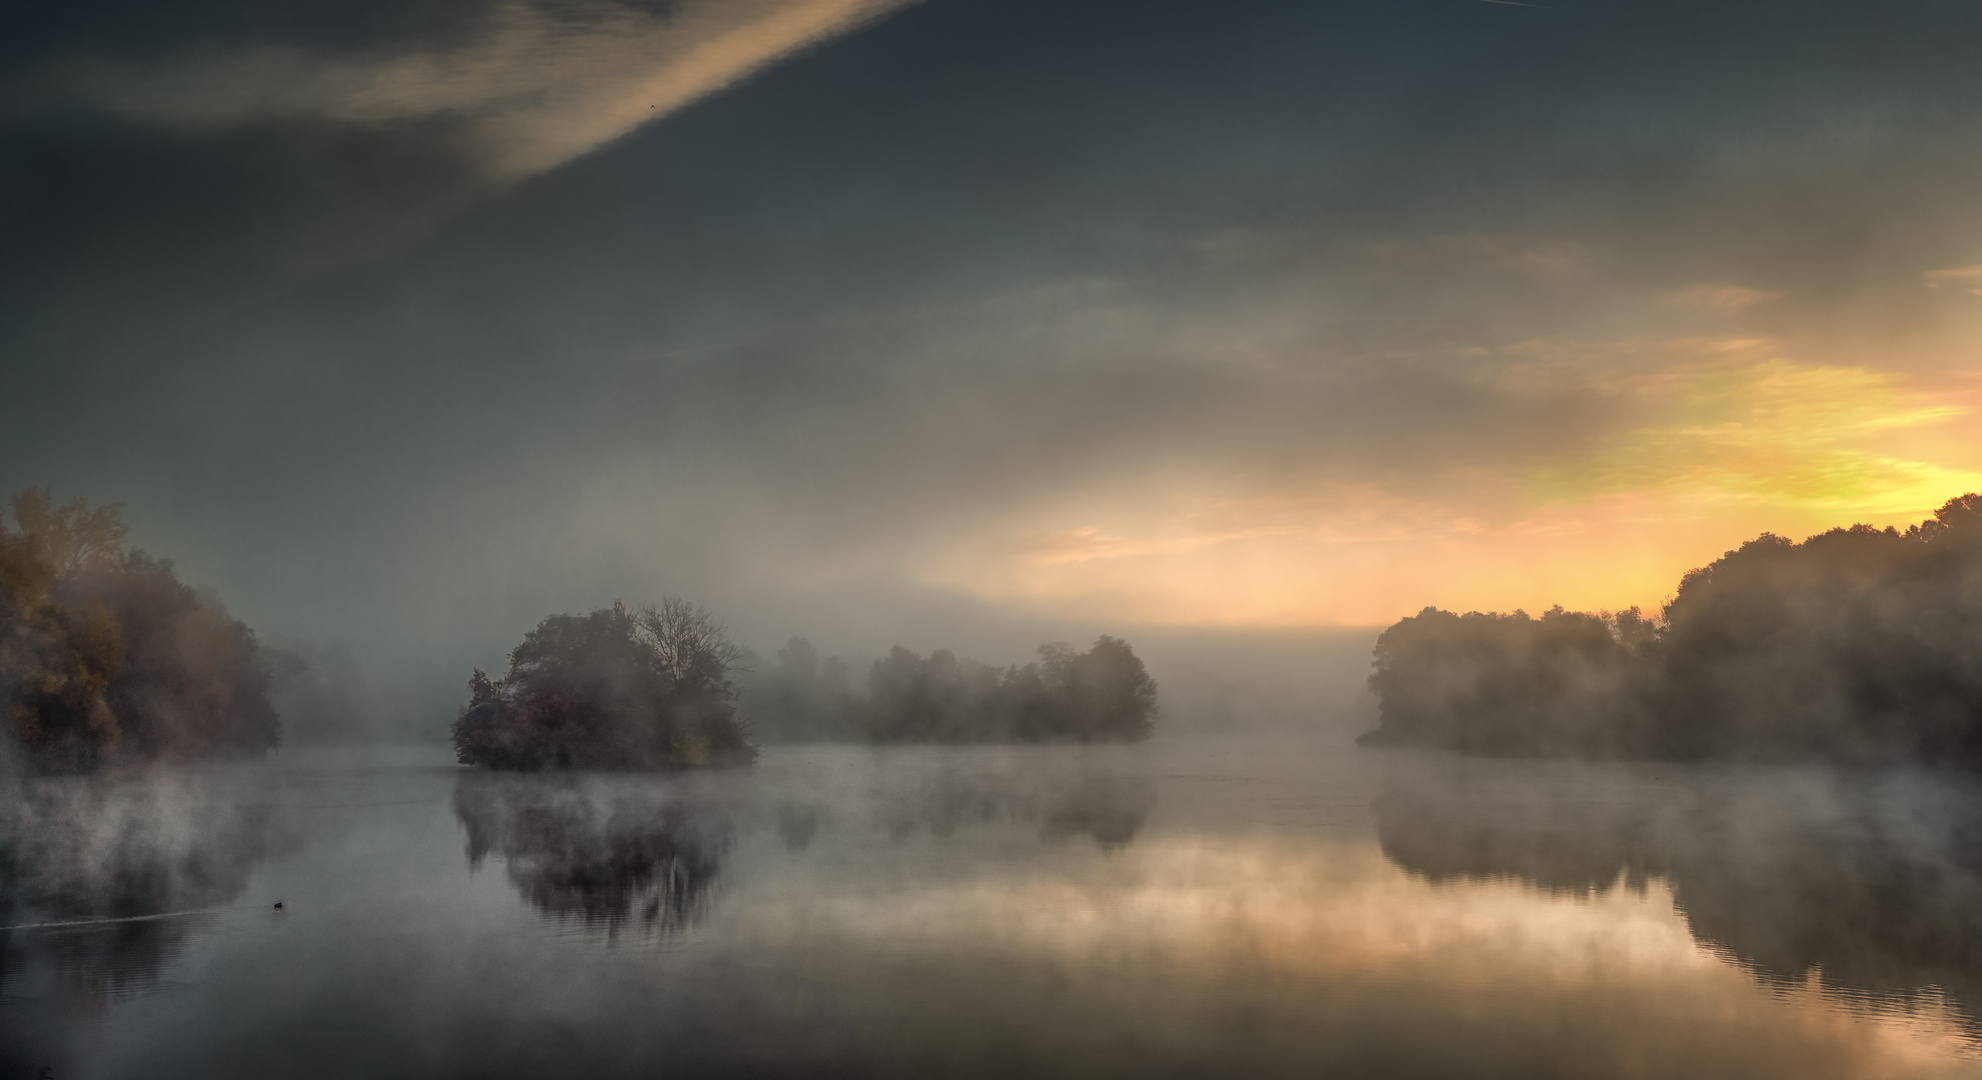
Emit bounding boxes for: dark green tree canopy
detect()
[452,599,755,771]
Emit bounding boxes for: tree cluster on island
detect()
[451,599,757,770]
[1360,493,1982,765]
[0,490,279,772]
[742,635,1158,744]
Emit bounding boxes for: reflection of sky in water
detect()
[4,742,1979,1079]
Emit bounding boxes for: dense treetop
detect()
[452,599,756,771]
[1361,494,1982,765]
[0,489,278,771]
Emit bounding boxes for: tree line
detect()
[3,487,1159,774]
[742,635,1158,745]
[1361,493,1982,765]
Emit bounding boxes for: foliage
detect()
[1360,494,1982,765]
[0,489,278,771]
[742,635,1159,744]
[736,636,860,742]
[861,636,1157,744]
[1361,606,1659,757]
[451,599,756,770]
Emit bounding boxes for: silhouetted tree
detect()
[859,636,1157,743]
[264,638,383,745]
[1653,500,1982,763]
[1360,606,1657,757]
[0,489,278,771]
[1360,494,1982,766]
[736,636,860,742]
[451,599,756,771]
[1042,635,1161,742]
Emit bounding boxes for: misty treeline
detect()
[1362,494,1982,765]
[742,636,1158,744]
[0,489,281,771]
[452,600,756,770]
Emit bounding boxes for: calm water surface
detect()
[5,738,1981,1078]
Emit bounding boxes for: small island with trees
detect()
[451,599,757,770]
[1360,493,1982,766]
[453,608,1160,770]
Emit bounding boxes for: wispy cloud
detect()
[1923,265,1982,298]
[26,0,913,181]
[1670,284,1785,312]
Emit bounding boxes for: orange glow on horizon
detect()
[920,354,1982,626]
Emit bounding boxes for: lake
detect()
[5,738,1981,1079]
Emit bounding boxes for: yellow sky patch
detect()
[920,356,1982,626]
[1534,357,1982,515]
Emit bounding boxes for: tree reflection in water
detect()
[1373,758,1982,1032]
[453,758,1153,937]
[452,773,731,935]
[871,766,1155,849]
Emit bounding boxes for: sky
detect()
[5,0,1982,704]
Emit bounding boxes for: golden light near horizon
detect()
[922,344,1982,628]
[14,0,1982,1074]
[725,834,1980,1077]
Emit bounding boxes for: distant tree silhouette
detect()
[1361,606,1657,757]
[264,638,383,745]
[451,599,755,771]
[861,636,1157,744]
[1360,494,1982,766]
[736,636,860,742]
[0,489,278,771]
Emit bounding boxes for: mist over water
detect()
[1375,757,1982,1036]
[8,0,1982,1073]
[5,737,1980,1079]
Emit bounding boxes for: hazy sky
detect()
[5,0,1982,687]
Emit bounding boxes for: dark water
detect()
[5,740,1982,1079]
